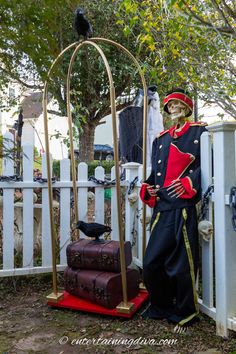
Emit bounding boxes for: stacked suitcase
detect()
[64,239,140,309]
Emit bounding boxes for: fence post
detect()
[95,166,105,224]
[111,166,119,241]
[200,132,214,309]
[2,132,14,269]
[78,162,88,238]
[41,153,52,266]
[22,144,34,267]
[60,158,71,264]
[207,122,236,337]
[123,162,140,253]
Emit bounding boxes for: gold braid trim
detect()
[151,212,160,233]
[178,208,199,326]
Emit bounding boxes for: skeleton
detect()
[146,99,191,200]
[128,191,138,205]
[198,220,214,242]
[167,99,190,121]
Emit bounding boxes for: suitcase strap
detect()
[92,271,108,300]
[98,241,117,267]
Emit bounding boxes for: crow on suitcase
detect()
[76,220,112,241]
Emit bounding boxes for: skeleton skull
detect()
[128,192,138,205]
[167,99,190,120]
[198,220,214,242]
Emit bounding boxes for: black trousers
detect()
[143,206,199,325]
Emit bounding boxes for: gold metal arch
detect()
[43,38,148,311]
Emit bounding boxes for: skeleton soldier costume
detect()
[140,88,207,327]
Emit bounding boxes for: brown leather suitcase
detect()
[66,239,132,272]
[64,267,140,309]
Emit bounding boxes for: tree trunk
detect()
[79,123,96,162]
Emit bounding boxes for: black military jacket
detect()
[140,121,207,212]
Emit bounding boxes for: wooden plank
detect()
[41,154,52,266]
[207,122,236,337]
[0,180,129,189]
[60,158,71,265]
[111,166,118,241]
[22,144,34,268]
[123,163,140,257]
[2,132,15,269]
[200,132,214,308]
[78,162,88,238]
[137,165,143,265]
[0,264,67,277]
[95,166,105,224]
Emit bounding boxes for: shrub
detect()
[52,160,114,179]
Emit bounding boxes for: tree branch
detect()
[181,0,236,37]
[0,66,43,90]
[221,0,236,19]
[210,0,231,27]
[47,109,63,117]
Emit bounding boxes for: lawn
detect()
[0,274,236,354]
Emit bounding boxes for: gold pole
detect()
[66,42,85,236]
[44,42,79,302]
[43,81,63,302]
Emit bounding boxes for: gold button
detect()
[194,140,199,144]
[157,172,161,176]
[158,160,161,164]
[159,145,162,149]
[189,170,193,173]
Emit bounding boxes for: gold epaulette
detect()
[157,129,169,138]
[189,121,208,126]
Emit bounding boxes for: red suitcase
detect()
[66,239,132,272]
[64,267,140,309]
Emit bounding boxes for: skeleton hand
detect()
[167,179,185,198]
[146,184,160,197]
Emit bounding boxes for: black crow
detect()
[74,7,93,41]
[76,220,112,241]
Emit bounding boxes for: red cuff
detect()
[179,177,197,199]
[140,184,157,208]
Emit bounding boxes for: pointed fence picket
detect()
[41,154,52,267]
[22,144,34,268]
[111,166,119,241]
[2,132,14,270]
[59,158,71,265]
[77,162,88,238]
[95,166,104,224]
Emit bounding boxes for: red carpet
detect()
[48,290,149,318]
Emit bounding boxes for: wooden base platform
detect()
[47,290,149,318]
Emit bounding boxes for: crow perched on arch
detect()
[74,7,93,40]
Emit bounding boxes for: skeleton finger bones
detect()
[167,180,185,198]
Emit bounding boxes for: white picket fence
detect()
[0,131,150,277]
[1,121,236,337]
